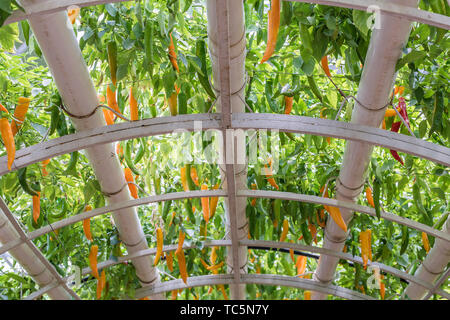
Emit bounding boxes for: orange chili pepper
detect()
[89,244,99,279]
[32,192,40,224]
[102,108,114,125]
[41,159,51,177]
[384,109,397,117]
[68,7,80,24]
[359,229,372,269]
[421,232,430,253]
[296,256,307,278]
[96,269,106,299]
[321,185,347,232]
[11,97,30,136]
[129,87,139,121]
[284,96,293,115]
[124,168,138,199]
[154,227,163,265]
[166,251,174,272]
[176,230,185,255]
[201,184,210,223]
[264,164,279,190]
[0,118,15,171]
[260,0,281,64]
[209,183,220,219]
[200,258,210,270]
[207,261,224,271]
[190,166,200,186]
[280,219,289,242]
[380,275,385,300]
[168,84,179,116]
[180,166,189,192]
[168,33,179,72]
[304,291,311,300]
[106,85,121,116]
[0,103,8,113]
[176,249,188,284]
[83,205,93,241]
[321,55,331,77]
[365,187,375,208]
[210,246,218,265]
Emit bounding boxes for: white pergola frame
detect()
[4,0,450,30]
[0,0,448,300]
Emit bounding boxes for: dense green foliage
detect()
[0,0,448,300]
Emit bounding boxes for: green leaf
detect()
[352,10,371,38]
[105,3,117,17]
[0,23,18,51]
[431,187,446,201]
[429,91,444,136]
[396,50,427,71]
[116,63,128,83]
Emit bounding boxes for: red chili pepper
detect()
[390,121,404,165]
[397,97,410,128]
[391,121,401,133]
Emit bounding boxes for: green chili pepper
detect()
[300,221,311,245]
[48,102,61,136]
[144,21,154,76]
[18,167,38,197]
[134,139,146,164]
[154,176,161,195]
[373,178,381,220]
[56,112,68,137]
[65,151,78,176]
[150,104,157,118]
[185,164,196,191]
[125,140,142,176]
[274,199,281,224]
[184,198,195,222]
[162,200,172,220]
[178,92,187,115]
[195,39,216,99]
[400,225,409,256]
[107,40,118,86]
[307,76,323,103]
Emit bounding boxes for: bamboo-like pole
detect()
[405,216,450,299]
[17,0,163,299]
[0,207,75,300]
[206,0,248,299]
[311,0,418,300]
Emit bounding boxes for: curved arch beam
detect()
[3,187,448,258]
[286,0,450,30]
[231,114,450,167]
[25,240,232,300]
[0,190,227,255]
[79,240,449,299]
[0,113,448,176]
[134,274,376,300]
[4,0,450,30]
[237,190,450,243]
[25,238,449,300]
[0,114,221,176]
[241,240,449,299]
[3,187,449,257]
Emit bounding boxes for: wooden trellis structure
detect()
[0,0,449,300]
